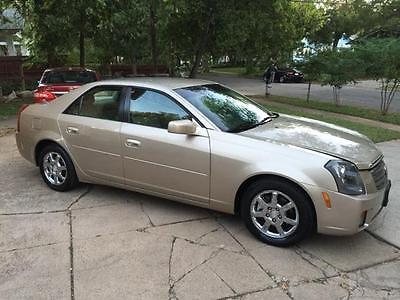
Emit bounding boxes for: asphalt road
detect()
[200,73,400,113]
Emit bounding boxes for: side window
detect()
[129,89,190,129]
[65,86,122,121]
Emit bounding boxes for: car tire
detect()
[240,178,315,247]
[39,144,79,192]
[279,77,285,83]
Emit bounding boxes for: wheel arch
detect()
[234,174,317,229]
[34,139,65,166]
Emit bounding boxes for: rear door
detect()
[58,85,126,184]
[120,87,211,203]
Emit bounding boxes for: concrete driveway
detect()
[200,73,400,113]
[1,132,400,300]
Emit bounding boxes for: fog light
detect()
[322,192,332,208]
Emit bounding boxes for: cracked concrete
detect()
[1,133,400,299]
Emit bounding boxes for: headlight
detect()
[325,160,365,195]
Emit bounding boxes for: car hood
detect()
[239,114,382,170]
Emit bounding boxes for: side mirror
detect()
[168,119,197,135]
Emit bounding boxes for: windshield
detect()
[42,71,97,84]
[175,84,272,132]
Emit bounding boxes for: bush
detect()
[0,79,38,95]
[0,80,22,95]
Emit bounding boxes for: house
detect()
[0,8,28,56]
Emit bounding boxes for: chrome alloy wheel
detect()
[43,152,68,186]
[250,190,299,238]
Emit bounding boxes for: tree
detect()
[162,0,221,78]
[357,0,400,38]
[2,0,74,66]
[354,38,400,114]
[295,53,324,102]
[214,0,323,74]
[309,0,364,49]
[91,0,148,69]
[318,49,363,106]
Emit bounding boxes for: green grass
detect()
[210,66,264,77]
[0,99,32,120]
[264,95,400,126]
[210,67,247,75]
[260,102,400,143]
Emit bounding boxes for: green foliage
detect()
[91,0,148,65]
[295,53,324,101]
[318,49,362,89]
[2,0,397,81]
[0,79,36,95]
[354,38,400,82]
[213,0,323,73]
[354,38,400,114]
[309,0,363,48]
[297,48,362,105]
[295,53,324,83]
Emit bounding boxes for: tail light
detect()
[34,90,57,103]
[17,104,30,132]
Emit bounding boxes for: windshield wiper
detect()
[228,116,274,133]
[270,112,279,118]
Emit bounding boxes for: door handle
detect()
[125,139,141,148]
[66,126,79,135]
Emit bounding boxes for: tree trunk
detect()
[79,29,85,67]
[149,0,158,74]
[189,9,214,78]
[380,79,399,115]
[332,86,342,106]
[306,80,311,102]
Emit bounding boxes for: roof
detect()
[44,67,96,73]
[96,77,215,90]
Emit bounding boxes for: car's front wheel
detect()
[39,144,79,191]
[240,178,315,247]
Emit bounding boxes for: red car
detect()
[34,67,99,103]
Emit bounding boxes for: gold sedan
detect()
[16,78,391,246]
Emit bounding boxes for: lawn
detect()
[210,67,246,75]
[257,101,400,143]
[262,95,400,126]
[0,99,32,120]
[210,66,263,77]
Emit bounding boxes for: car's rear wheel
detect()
[279,76,285,83]
[39,144,78,191]
[240,178,315,247]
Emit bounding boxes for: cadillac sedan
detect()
[16,78,391,246]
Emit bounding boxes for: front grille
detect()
[370,159,388,190]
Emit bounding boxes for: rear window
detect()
[41,71,97,84]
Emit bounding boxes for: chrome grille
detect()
[370,160,388,190]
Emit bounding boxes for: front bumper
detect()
[285,75,304,82]
[304,181,391,235]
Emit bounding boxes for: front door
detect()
[58,85,125,184]
[120,88,210,203]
